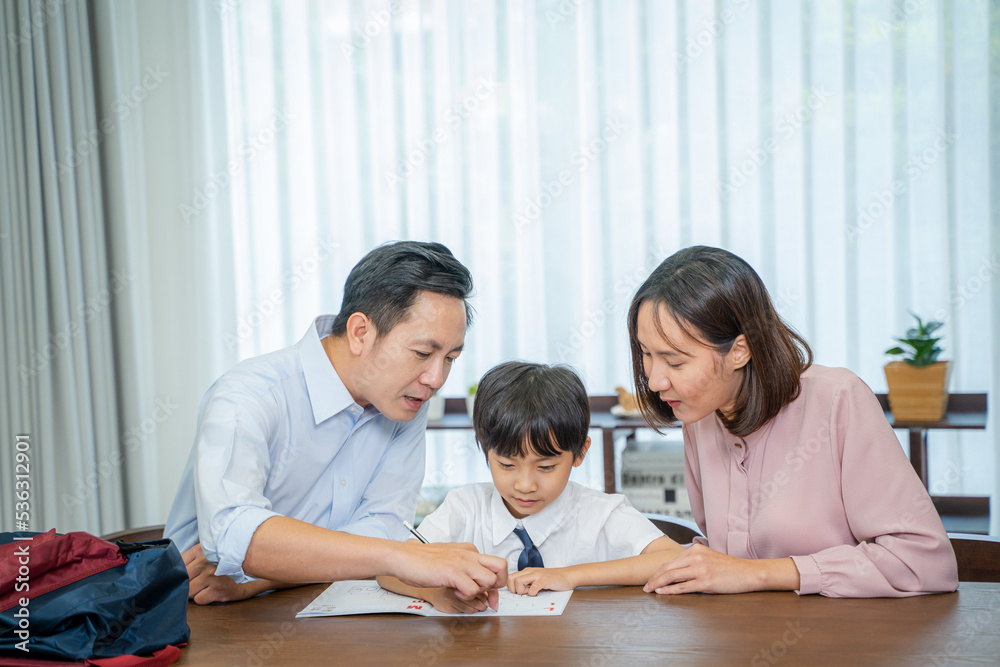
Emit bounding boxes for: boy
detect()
[377,361,686,613]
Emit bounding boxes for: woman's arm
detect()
[787,376,958,597]
[643,546,800,594]
[672,373,957,598]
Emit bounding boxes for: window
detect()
[211,0,994,498]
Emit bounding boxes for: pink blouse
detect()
[683,364,959,597]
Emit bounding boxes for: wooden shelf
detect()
[876,393,988,493]
[427,394,989,505]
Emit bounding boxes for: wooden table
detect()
[177,583,1000,665]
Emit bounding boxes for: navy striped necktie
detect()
[513,525,544,570]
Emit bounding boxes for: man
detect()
[165,241,506,605]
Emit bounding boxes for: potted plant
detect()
[466,384,478,419]
[884,313,950,422]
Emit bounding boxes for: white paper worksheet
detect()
[296,580,573,617]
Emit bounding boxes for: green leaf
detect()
[886,313,946,363]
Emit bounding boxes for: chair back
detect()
[949,532,1000,582]
[644,513,703,544]
[102,524,166,544]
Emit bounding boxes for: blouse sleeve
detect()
[789,375,959,597]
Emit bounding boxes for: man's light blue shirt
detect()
[164,315,427,583]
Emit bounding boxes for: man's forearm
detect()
[242,516,405,583]
[240,515,508,603]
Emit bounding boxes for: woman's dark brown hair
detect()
[627,246,812,437]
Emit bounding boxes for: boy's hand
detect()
[507,567,576,596]
[428,587,492,614]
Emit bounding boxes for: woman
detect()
[629,246,958,597]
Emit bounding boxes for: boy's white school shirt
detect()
[415,481,664,572]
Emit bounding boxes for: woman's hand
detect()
[643,544,799,595]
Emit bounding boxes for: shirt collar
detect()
[489,481,577,548]
[298,315,362,425]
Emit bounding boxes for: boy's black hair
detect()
[331,240,474,338]
[472,361,590,460]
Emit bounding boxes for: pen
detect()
[403,520,429,544]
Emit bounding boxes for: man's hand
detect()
[642,544,799,595]
[391,542,507,610]
[182,544,286,604]
[507,567,576,596]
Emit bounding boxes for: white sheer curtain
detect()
[95,0,243,524]
[81,1,997,529]
[200,0,995,500]
[0,0,131,533]
[0,0,241,533]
